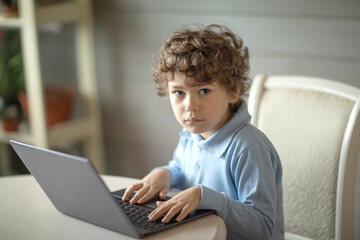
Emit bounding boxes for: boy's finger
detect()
[162,204,183,223]
[159,185,169,200]
[137,190,156,204]
[175,204,192,222]
[130,185,150,204]
[122,183,143,201]
[156,201,165,206]
[148,202,172,221]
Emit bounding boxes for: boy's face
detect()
[168,71,239,139]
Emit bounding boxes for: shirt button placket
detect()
[195,162,200,172]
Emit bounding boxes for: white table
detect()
[0,175,226,240]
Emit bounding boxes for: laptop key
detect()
[115,197,171,231]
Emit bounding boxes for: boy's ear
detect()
[229,84,241,103]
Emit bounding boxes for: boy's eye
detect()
[174,90,185,96]
[200,89,210,95]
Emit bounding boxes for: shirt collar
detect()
[179,102,252,158]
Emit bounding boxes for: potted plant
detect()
[0,29,76,131]
[0,100,20,131]
[18,84,76,128]
[0,0,18,17]
[0,29,24,131]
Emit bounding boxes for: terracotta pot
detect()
[1,3,18,17]
[18,85,76,127]
[1,118,20,132]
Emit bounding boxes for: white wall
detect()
[91,0,360,238]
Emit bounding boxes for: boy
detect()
[123,24,284,240]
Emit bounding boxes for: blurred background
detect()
[0,0,359,238]
[92,0,360,177]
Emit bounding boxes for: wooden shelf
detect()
[48,117,93,147]
[0,124,32,144]
[0,117,93,148]
[0,0,85,28]
[36,0,86,26]
[0,15,22,28]
[0,0,105,174]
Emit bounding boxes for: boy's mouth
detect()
[185,118,204,123]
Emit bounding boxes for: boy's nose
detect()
[185,95,198,112]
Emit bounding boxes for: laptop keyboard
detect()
[116,197,167,231]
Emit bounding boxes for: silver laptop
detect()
[10,140,215,238]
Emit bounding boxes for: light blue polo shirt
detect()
[161,102,284,240]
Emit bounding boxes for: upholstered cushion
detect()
[256,88,354,240]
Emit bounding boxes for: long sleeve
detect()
[198,144,282,240]
[157,137,186,189]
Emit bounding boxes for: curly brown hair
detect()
[152,24,251,109]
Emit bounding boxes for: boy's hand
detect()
[122,168,171,204]
[148,186,201,223]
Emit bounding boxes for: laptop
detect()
[10,140,215,238]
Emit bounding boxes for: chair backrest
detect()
[248,74,360,240]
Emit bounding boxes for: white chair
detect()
[248,74,360,240]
